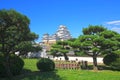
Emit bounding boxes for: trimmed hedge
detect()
[103,53,119,65]
[111,58,120,70]
[103,53,120,70]
[36,58,55,72]
[0,54,24,77]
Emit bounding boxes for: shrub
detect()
[36,58,55,72]
[103,53,120,70]
[103,53,119,65]
[0,54,5,77]
[110,58,120,70]
[0,54,24,77]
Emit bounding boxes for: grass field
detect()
[23,59,38,71]
[1,59,120,80]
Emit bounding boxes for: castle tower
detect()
[42,33,49,44]
[42,25,72,51]
[56,25,72,41]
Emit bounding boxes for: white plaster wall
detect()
[53,56,103,63]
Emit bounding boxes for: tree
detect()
[50,40,69,61]
[15,41,42,57]
[100,30,120,70]
[76,25,106,70]
[83,25,106,35]
[100,30,119,54]
[0,9,38,78]
[11,32,42,56]
[50,44,62,58]
[68,38,83,56]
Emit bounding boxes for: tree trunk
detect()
[63,53,69,61]
[93,55,98,70]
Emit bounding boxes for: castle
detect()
[17,25,73,58]
[42,25,72,50]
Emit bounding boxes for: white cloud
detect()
[104,20,120,33]
[111,27,120,33]
[106,20,120,25]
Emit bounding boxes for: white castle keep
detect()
[42,25,72,43]
[41,25,72,50]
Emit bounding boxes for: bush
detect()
[103,53,120,70]
[111,58,120,70]
[0,54,5,77]
[103,53,119,65]
[0,54,24,77]
[37,58,55,72]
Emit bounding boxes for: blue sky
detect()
[0,0,120,42]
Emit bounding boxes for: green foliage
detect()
[59,49,68,54]
[0,54,5,77]
[103,53,120,70]
[14,35,40,56]
[100,30,118,39]
[0,9,38,77]
[67,38,77,42]
[56,40,68,45]
[75,25,107,70]
[92,47,100,53]
[103,54,119,65]
[0,54,24,77]
[50,41,70,60]
[79,25,120,70]
[115,34,120,41]
[50,44,62,57]
[50,48,61,57]
[74,51,87,56]
[0,9,39,54]
[102,40,118,50]
[51,44,62,49]
[69,40,81,49]
[10,54,24,75]
[78,34,102,56]
[36,58,55,72]
[0,9,30,48]
[111,58,120,70]
[100,30,120,56]
[82,25,106,35]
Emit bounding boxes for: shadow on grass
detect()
[14,69,62,80]
[21,69,33,74]
[0,69,63,80]
[83,65,120,71]
[0,69,33,80]
[98,65,120,71]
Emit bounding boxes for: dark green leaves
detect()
[83,25,106,35]
[0,9,39,54]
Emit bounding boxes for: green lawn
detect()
[1,59,120,80]
[23,59,38,71]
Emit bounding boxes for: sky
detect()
[0,0,120,42]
